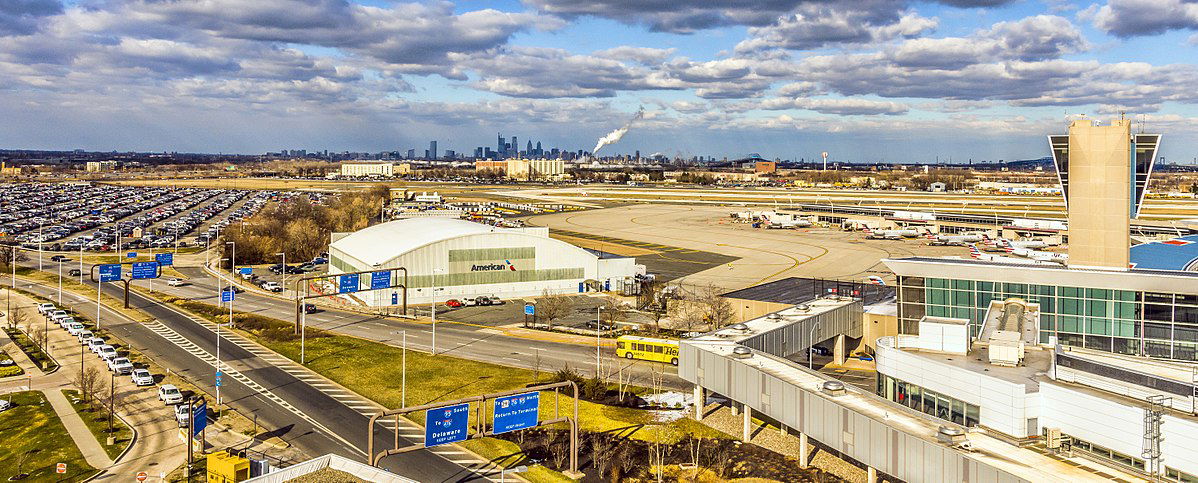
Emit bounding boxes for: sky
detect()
[2,0,1198,163]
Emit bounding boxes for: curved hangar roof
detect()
[331,218,529,267]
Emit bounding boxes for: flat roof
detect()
[897,343,1051,391]
[719,277,818,305]
[1130,235,1198,271]
[884,257,1198,294]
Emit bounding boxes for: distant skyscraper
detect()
[429,141,438,160]
[526,140,533,155]
[511,136,517,157]
[406,148,415,159]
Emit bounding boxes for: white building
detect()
[327,218,643,305]
[339,161,410,177]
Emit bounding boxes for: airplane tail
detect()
[969,245,981,259]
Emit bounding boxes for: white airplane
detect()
[925,231,984,246]
[998,237,1058,249]
[1005,246,1069,264]
[864,227,919,239]
[766,218,812,229]
[969,245,1056,265]
[866,276,886,286]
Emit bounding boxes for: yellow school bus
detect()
[616,336,680,365]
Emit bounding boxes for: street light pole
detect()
[56,260,61,304]
[300,303,307,364]
[595,306,601,378]
[217,258,228,406]
[808,321,823,369]
[431,268,442,356]
[78,244,83,284]
[226,242,236,279]
[276,252,285,297]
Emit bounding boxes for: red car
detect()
[445,299,463,308]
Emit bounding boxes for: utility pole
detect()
[431,268,443,355]
[217,258,228,407]
[276,252,285,297]
[596,306,602,378]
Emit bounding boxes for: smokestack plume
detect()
[592,107,644,155]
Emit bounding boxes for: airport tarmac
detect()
[524,203,967,291]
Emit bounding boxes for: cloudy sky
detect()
[2,0,1198,162]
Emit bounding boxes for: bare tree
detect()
[7,306,27,330]
[698,284,734,329]
[548,431,570,470]
[710,441,734,478]
[615,443,637,482]
[636,281,668,334]
[29,324,48,353]
[73,366,104,406]
[590,433,614,480]
[599,296,626,328]
[535,290,574,330]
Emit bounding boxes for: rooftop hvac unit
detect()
[766,313,782,321]
[1045,427,1063,449]
[731,346,753,359]
[988,331,1025,367]
[795,304,810,312]
[821,380,846,396]
[730,323,751,333]
[936,426,972,450]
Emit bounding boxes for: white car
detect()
[48,309,67,320]
[108,357,133,375]
[167,278,186,287]
[130,369,154,386]
[55,316,74,327]
[76,330,93,343]
[158,384,183,405]
[96,345,117,361]
[37,303,56,315]
[260,281,282,292]
[0,398,10,413]
[65,322,86,336]
[174,404,190,427]
[87,338,106,353]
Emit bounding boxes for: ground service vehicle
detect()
[615,336,680,365]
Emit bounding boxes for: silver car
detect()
[130,369,154,386]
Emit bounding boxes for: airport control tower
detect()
[1048,119,1161,271]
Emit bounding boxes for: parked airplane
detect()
[926,231,984,246]
[866,276,886,285]
[863,227,919,239]
[969,245,1057,265]
[1005,246,1068,264]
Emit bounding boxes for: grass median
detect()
[0,348,24,377]
[3,326,58,373]
[62,389,133,461]
[148,293,732,478]
[0,390,97,481]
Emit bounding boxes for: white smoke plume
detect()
[592,107,644,155]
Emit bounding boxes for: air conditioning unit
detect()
[1045,427,1063,449]
[821,380,846,396]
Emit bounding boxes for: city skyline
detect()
[1,0,1197,162]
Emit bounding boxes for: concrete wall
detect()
[1039,380,1198,476]
[726,298,794,324]
[682,343,1030,483]
[861,309,898,352]
[1065,119,1132,270]
[876,337,1036,438]
[738,301,862,358]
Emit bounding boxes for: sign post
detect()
[56,463,66,474]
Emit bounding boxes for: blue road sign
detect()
[98,264,122,282]
[492,392,540,435]
[220,290,235,302]
[524,304,535,316]
[131,261,159,280]
[338,273,360,294]
[155,253,173,266]
[391,292,398,305]
[215,371,222,387]
[127,252,137,259]
[239,267,252,275]
[425,403,469,447]
[192,402,207,437]
[370,271,390,290]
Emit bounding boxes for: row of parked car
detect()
[194,191,272,246]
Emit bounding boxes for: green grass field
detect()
[62,389,133,461]
[3,327,57,373]
[0,391,96,481]
[0,348,24,377]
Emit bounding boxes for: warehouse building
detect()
[327,218,643,305]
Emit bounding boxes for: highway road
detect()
[7,269,508,482]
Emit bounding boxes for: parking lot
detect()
[0,182,278,254]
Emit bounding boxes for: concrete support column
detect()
[693,385,705,420]
[834,333,847,365]
[779,423,787,436]
[798,432,809,468]
[730,402,739,416]
[742,404,752,442]
[867,465,877,483]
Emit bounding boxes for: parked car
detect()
[68,269,81,276]
[445,299,463,308]
[87,337,106,353]
[311,257,327,264]
[48,309,68,321]
[65,322,86,336]
[260,281,282,292]
[108,357,133,375]
[158,384,183,405]
[585,320,616,331]
[284,265,304,275]
[240,271,255,280]
[37,303,56,314]
[96,345,117,361]
[174,404,190,427]
[131,369,154,386]
[50,255,68,262]
[76,330,93,343]
[55,316,75,327]
[167,278,186,287]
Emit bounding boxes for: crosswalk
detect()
[144,310,509,481]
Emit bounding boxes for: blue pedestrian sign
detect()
[220,290,235,302]
[127,252,137,259]
[155,253,173,266]
[131,261,159,280]
[98,264,122,282]
[391,292,399,305]
[215,371,222,387]
[370,271,390,290]
[425,403,469,447]
[338,273,360,294]
[492,392,540,435]
[239,267,252,275]
[524,304,535,316]
[191,401,207,437]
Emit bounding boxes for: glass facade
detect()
[897,275,1198,361]
[877,374,980,427]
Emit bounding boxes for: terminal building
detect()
[327,218,643,305]
[684,118,1197,482]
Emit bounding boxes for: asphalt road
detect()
[8,270,502,482]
